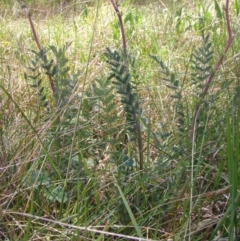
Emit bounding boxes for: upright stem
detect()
[20,0,56,95]
[109,0,143,171]
[109,0,127,54]
[190,0,233,140]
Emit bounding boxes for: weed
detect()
[0,0,239,240]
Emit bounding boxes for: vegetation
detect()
[0,0,239,240]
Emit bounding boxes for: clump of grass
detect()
[0,0,239,240]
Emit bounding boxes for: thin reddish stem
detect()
[20,0,42,51]
[20,0,55,94]
[109,0,127,54]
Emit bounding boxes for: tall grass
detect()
[0,0,239,240]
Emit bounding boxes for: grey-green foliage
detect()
[104,47,144,171]
[150,54,186,158]
[25,42,100,205]
[191,32,214,135]
[150,54,185,135]
[91,77,118,127]
[27,42,80,114]
[105,47,141,140]
[26,43,81,178]
[191,32,213,96]
[48,43,80,109]
[27,48,50,113]
[80,76,119,153]
[81,77,135,172]
[150,30,214,152]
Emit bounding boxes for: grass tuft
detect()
[0,0,239,240]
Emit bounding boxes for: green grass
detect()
[0,0,239,240]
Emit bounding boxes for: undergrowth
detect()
[0,0,239,240]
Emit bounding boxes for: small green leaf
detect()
[44,185,67,203]
[24,170,50,188]
[214,0,223,19]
